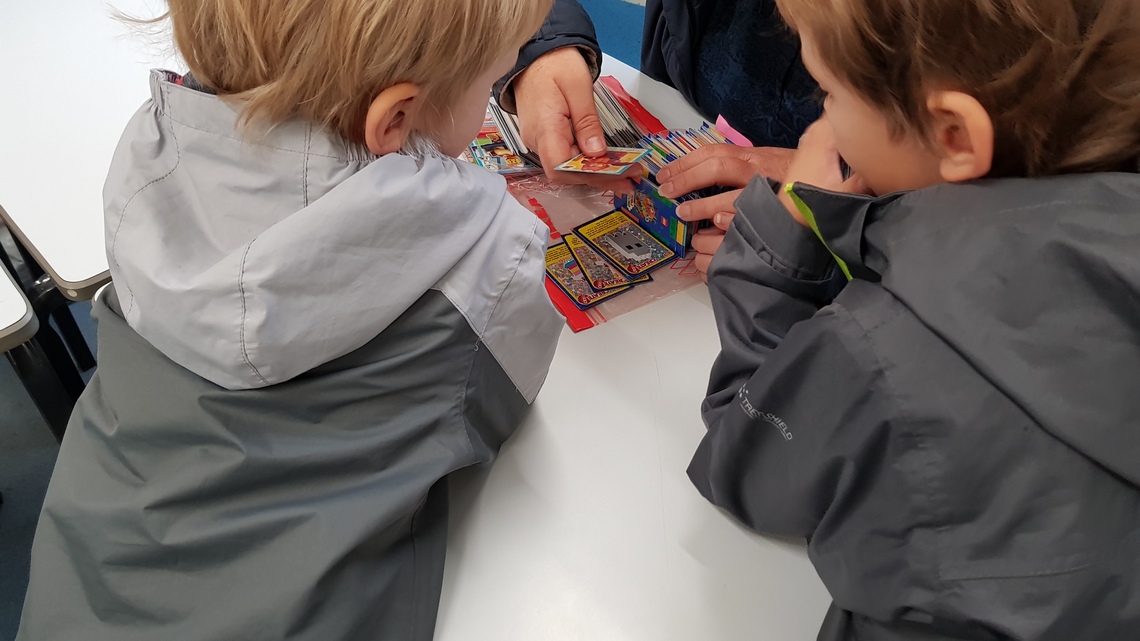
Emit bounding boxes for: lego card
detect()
[555,148,649,176]
[564,232,650,291]
[545,241,632,309]
[616,178,698,255]
[573,210,676,277]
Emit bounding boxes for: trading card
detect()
[473,117,503,147]
[573,210,676,277]
[555,148,649,176]
[545,241,632,309]
[472,142,525,170]
[564,232,651,291]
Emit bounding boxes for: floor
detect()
[0,301,94,641]
[0,2,645,639]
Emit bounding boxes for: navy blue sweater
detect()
[500,0,821,148]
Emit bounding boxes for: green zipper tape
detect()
[784,182,853,281]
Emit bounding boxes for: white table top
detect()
[0,263,37,353]
[433,56,831,641]
[0,0,175,299]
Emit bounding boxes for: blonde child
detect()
[689,0,1140,638]
[17,1,562,639]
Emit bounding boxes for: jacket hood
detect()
[794,173,1140,487]
[104,71,516,390]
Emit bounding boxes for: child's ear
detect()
[364,83,422,156]
[926,91,995,183]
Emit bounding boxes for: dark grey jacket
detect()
[17,71,563,641]
[690,174,1140,640]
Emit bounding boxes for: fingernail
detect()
[677,203,689,219]
[714,214,724,227]
[661,182,674,195]
[585,137,605,154]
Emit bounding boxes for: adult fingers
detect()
[658,154,757,198]
[535,128,577,182]
[555,60,606,156]
[656,145,795,195]
[676,189,742,222]
[656,145,735,184]
[534,131,634,192]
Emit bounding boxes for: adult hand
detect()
[656,144,794,199]
[779,116,871,226]
[513,47,635,193]
[658,144,794,277]
[684,197,745,281]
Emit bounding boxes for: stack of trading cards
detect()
[564,232,650,291]
[471,80,656,176]
[606,125,734,255]
[468,107,542,176]
[484,100,542,169]
[593,81,647,147]
[635,125,731,188]
[546,209,677,310]
[572,210,675,277]
[544,241,634,309]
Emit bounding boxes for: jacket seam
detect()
[481,213,538,337]
[110,89,184,317]
[475,216,543,401]
[302,123,311,208]
[408,488,430,640]
[457,334,481,461]
[838,293,952,597]
[237,240,270,386]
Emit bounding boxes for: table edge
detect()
[0,266,39,352]
[1,204,111,301]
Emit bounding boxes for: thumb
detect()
[557,68,606,156]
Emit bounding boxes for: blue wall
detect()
[578,0,644,69]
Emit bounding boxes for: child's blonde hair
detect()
[157,0,551,144]
[776,0,1140,177]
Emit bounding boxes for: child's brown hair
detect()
[776,0,1140,177]
[147,0,551,144]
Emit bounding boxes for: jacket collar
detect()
[787,169,1140,283]
[786,183,906,282]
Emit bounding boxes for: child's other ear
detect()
[926,91,994,183]
[364,83,422,156]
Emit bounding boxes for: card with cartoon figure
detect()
[545,241,632,309]
[555,148,649,176]
[573,210,676,277]
[563,232,650,291]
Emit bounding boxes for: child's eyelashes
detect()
[814,88,831,104]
